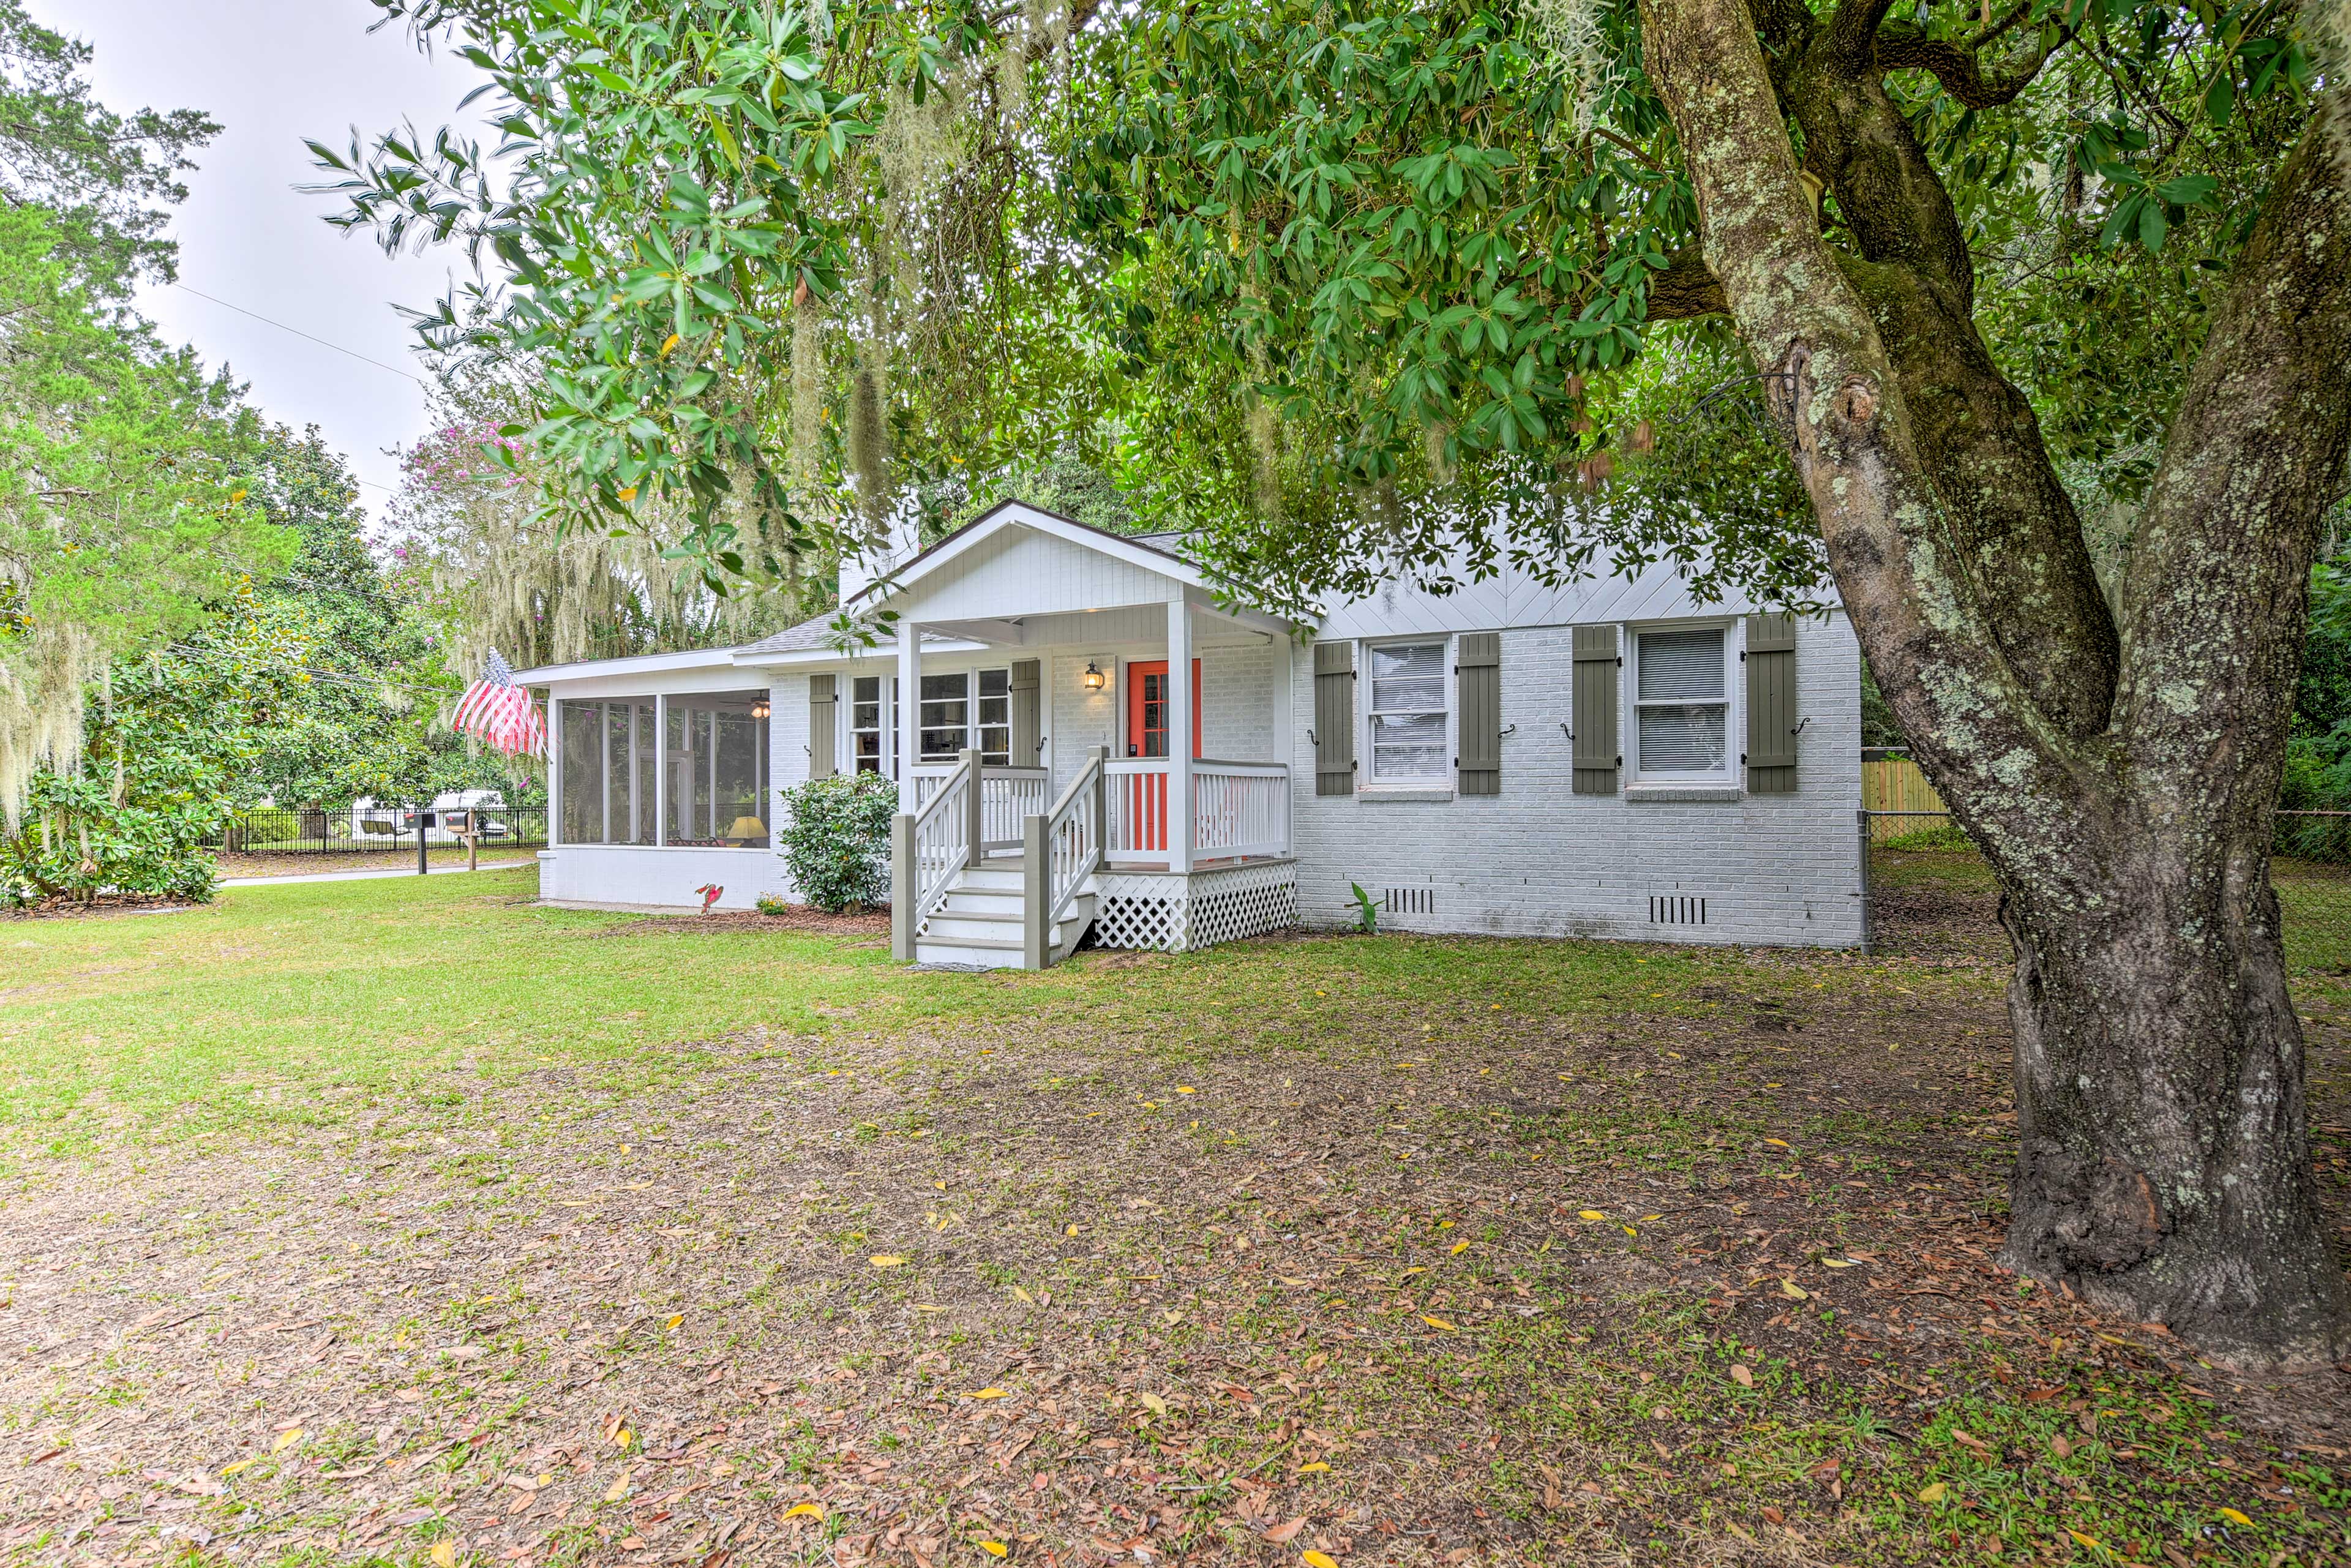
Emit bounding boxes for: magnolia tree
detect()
[333,0,2350,1364]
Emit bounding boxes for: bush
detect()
[778,773,896,913]
[755,893,791,917]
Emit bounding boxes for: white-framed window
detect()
[977,668,1011,765]
[1631,624,1733,778]
[851,675,890,775]
[917,667,1014,763]
[1364,639,1450,784]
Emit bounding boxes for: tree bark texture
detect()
[1638,0,2351,1364]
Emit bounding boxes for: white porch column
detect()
[653,694,667,846]
[547,696,563,848]
[896,622,921,793]
[1168,595,1194,873]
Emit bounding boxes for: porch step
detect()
[912,862,1097,970]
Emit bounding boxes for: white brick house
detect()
[517,500,1865,965]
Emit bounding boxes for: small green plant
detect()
[778,773,897,913]
[1348,881,1379,934]
[755,893,791,917]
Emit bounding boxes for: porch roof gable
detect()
[848,500,1223,618]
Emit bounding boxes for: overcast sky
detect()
[36,0,497,514]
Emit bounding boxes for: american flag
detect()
[451,650,546,758]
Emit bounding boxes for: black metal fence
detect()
[202,804,549,857]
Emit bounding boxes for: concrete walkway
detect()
[220,860,534,887]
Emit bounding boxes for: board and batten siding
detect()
[1286,617,1865,948]
[887,525,1186,623]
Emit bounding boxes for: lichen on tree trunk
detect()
[1637,0,2351,1364]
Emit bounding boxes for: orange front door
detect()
[1121,660,1202,852]
[1125,660,1202,759]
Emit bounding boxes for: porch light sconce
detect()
[751,697,771,720]
[1082,661,1106,691]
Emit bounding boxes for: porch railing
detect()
[912,764,1049,853]
[892,749,978,960]
[1105,758,1292,866]
[1023,746,1108,968]
[1106,759,1169,862]
[1193,761,1290,861]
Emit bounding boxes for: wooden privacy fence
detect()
[1862,753,1949,844]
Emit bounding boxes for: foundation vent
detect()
[1649,895,1707,926]
[1384,886,1435,916]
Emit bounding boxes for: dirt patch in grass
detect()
[7,899,2351,1567]
[593,907,893,938]
[0,894,203,921]
[214,847,516,879]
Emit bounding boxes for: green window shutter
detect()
[1744,613,1799,793]
[1010,658,1043,765]
[1456,631,1501,796]
[1570,625,1621,795]
[1313,641,1356,797]
[808,674,837,779]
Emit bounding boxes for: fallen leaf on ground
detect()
[1139,1392,1168,1417]
[781,1502,827,1521]
[1780,1279,1809,1300]
[1303,1553,1339,1568]
[870,1255,906,1268]
[1918,1483,1948,1504]
[2217,1507,2252,1526]
[1578,1210,1607,1222]
[1729,1365,1753,1388]
[1264,1518,1308,1544]
[1420,1315,1457,1332]
[966,1388,1010,1400]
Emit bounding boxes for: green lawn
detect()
[4,865,2349,1567]
[0,868,1817,1162]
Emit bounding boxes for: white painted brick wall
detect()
[1288,615,1865,948]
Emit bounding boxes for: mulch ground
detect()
[4,892,2349,1567]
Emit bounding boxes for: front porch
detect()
[893,748,1298,967]
[881,586,1299,968]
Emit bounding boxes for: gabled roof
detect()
[846,499,1219,611]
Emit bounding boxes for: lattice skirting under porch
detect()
[1091,860,1299,953]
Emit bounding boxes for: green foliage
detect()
[778,771,897,912]
[313,0,896,584]
[0,0,218,292]
[755,891,792,917]
[0,651,250,906]
[1349,882,1379,935]
[339,0,2331,632]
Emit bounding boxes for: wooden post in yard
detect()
[416,805,428,876]
[891,812,916,962]
[1022,813,1049,970]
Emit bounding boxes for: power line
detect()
[170,282,431,388]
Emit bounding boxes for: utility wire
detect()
[170,282,432,388]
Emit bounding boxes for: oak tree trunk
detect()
[1638,0,2351,1364]
[2001,823,2343,1363]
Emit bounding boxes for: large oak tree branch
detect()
[1781,21,2120,741]
[1644,247,1728,319]
[1874,20,2057,107]
[1637,0,2083,852]
[2120,98,2351,789]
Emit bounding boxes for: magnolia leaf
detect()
[981,1544,1009,1559]
[1420,1315,1457,1331]
[869,1255,907,1268]
[1578,1209,1607,1222]
[1450,1240,1471,1255]
[782,1501,827,1520]
[1304,1553,1340,1568]
[966,1388,1010,1400]
[2217,1507,2252,1526]
[1297,1461,1331,1474]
